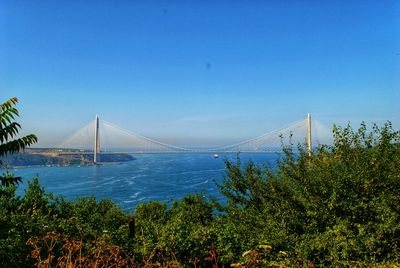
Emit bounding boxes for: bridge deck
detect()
[54,151,283,155]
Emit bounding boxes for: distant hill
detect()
[0,150,135,168]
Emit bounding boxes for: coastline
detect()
[0,149,136,169]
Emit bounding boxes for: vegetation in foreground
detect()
[1,97,400,267]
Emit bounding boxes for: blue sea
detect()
[11,153,279,212]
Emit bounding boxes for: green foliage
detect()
[217,121,400,265]
[135,201,167,259]
[0,97,37,158]
[133,195,216,266]
[0,97,37,189]
[0,170,21,188]
[0,177,131,268]
[161,195,215,264]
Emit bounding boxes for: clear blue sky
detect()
[1,0,399,146]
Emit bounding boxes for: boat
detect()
[213,153,219,158]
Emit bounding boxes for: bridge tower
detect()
[94,115,100,163]
[307,113,312,156]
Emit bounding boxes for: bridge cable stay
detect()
[101,120,192,152]
[101,118,308,153]
[56,119,96,150]
[310,119,332,146]
[210,118,307,152]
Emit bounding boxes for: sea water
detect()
[11,153,279,211]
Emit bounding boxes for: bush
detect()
[217,122,400,265]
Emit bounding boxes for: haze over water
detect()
[13,153,279,211]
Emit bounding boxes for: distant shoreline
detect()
[0,149,135,168]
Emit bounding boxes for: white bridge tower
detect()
[94,115,100,163]
[307,113,312,156]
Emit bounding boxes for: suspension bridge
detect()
[55,114,330,163]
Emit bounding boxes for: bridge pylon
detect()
[307,113,312,156]
[94,115,100,163]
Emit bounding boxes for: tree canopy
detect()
[0,97,37,187]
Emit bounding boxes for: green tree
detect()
[0,97,37,186]
[218,122,400,265]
